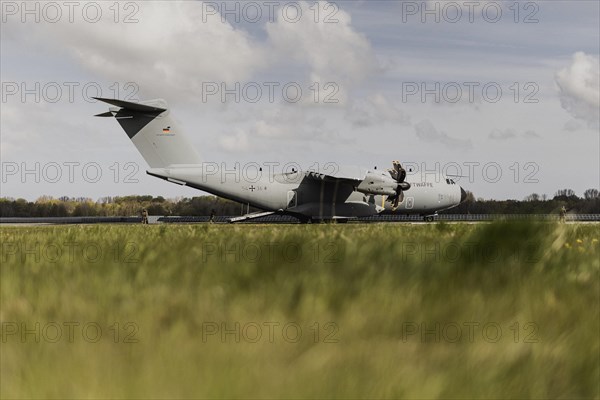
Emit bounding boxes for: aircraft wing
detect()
[301,165,369,184]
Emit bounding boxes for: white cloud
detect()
[555,52,600,129]
[523,130,540,139]
[414,119,471,149]
[346,94,410,127]
[248,105,335,141]
[253,119,288,138]
[2,1,598,201]
[3,1,377,107]
[489,128,517,140]
[1,102,72,158]
[489,128,540,140]
[219,129,251,153]
[249,107,313,139]
[5,2,267,102]
[563,119,583,132]
[0,100,137,160]
[216,103,354,153]
[265,1,377,102]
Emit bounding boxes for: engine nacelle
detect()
[356,171,398,196]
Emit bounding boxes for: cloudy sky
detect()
[1,0,598,201]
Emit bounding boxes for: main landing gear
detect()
[422,213,438,222]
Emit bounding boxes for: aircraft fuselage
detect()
[147,165,465,219]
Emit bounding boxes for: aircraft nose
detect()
[460,187,467,203]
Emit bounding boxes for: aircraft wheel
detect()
[424,215,434,222]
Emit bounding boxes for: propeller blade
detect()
[398,167,406,183]
[391,191,404,210]
[388,161,410,210]
[392,160,406,182]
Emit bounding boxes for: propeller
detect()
[388,160,411,210]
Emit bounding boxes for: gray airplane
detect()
[95,97,467,222]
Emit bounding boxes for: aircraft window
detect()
[450,179,456,184]
[446,178,450,184]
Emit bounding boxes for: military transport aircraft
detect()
[95,98,467,223]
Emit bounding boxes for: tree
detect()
[553,189,577,200]
[72,201,98,217]
[36,195,55,203]
[583,188,599,200]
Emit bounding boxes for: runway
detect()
[1,214,599,225]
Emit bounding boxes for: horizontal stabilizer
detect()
[95,97,202,168]
[93,97,167,114]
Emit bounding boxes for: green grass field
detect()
[1,222,599,399]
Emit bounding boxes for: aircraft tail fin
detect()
[94,97,201,168]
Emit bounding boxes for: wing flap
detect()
[302,165,369,184]
[304,171,357,183]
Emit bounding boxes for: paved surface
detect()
[1,214,599,225]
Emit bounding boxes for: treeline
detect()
[0,195,253,218]
[0,189,598,218]
[447,189,600,214]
